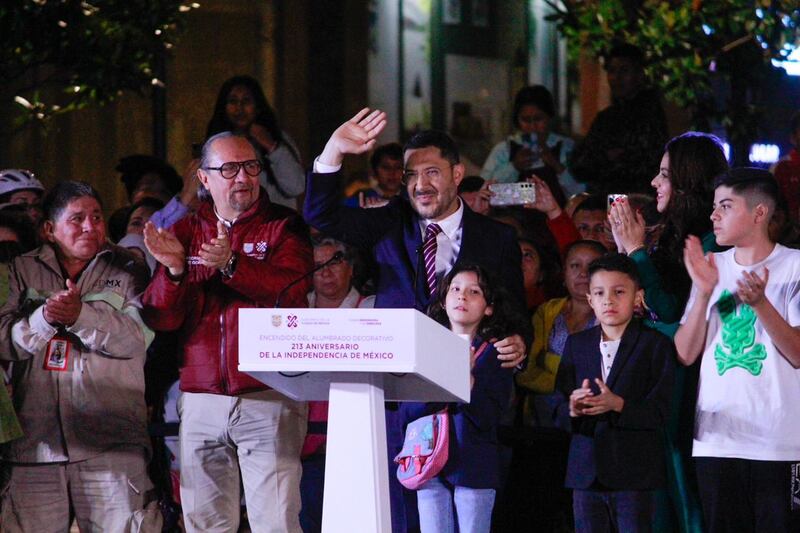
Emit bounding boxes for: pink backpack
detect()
[394,409,449,490]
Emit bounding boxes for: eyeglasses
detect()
[313,256,346,273]
[203,160,263,180]
[401,165,453,186]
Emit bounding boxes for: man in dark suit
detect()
[304,108,528,351]
[555,253,675,532]
[303,108,529,531]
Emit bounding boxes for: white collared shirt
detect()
[213,205,235,228]
[599,336,622,381]
[418,200,464,280]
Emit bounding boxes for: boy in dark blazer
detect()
[556,253,675,532]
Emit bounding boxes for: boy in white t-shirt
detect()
[675,167,800,532]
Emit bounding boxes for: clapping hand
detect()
[683,235,718,297]
[737,268,769,307]
[143,221,186,278]
[581,378,624,415]
[608,197,645,254]
[569,378,593,417]
[44,279,81,326]
[319,108,387,166]
[199,221,232,271]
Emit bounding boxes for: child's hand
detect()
[581,378,624,415]
[736,268,769,307]
[569,378,593,417]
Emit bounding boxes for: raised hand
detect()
[569,378,593,417]
[143,221,186,277]
[737,268,769,307]
[512,145,535,172]
[523,175,561,219]
[538,138,564,173]
[319,108,387,166]
[683,235,719,296]
[581,378,624,415]
[199,221,232,271]
[248,123,278,153]
[608,197,645,254]
[179,158,202,208]
[44,279,82,326]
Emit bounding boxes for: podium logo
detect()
[287,315,298,328]
[271,315,282,327]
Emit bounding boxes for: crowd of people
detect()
[0,42,799,533]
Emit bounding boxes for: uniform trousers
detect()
[0,445,159,532]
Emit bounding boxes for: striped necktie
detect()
[423,223,443,295]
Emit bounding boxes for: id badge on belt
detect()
[43,335,70,372]
[792,462,800,511]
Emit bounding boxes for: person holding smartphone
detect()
[205,75,305,211]
[481,86,582,197]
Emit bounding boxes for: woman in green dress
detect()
[609,132,729,533]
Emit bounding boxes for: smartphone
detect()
[488,182,536,206]
[191,142,203,159]
[607,194,627,213]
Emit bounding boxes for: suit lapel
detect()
[403,213,426,308]
[452,203,473,267]
[605,319,641,389]
[585,326,604,385]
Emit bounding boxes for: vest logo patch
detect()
[95,279,122,289]
[242,241,268,259]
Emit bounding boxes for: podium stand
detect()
[239,308,470,533]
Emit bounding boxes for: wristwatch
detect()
[220,252,237,278]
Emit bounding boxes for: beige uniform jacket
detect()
[0,244,153,463]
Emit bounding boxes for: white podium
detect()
[239,308,470,533]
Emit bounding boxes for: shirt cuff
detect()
[313,157,342,174]
[29,305,57,338]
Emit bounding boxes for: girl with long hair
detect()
[205,75,305,209]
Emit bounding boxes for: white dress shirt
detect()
[418,201,464,280]
[599,336,622,381]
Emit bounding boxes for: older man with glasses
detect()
[141,131,313,533]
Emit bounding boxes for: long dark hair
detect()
[205,75,299,162]
[427,264,524,341]
[652,132,728,297]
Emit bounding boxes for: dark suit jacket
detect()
[555,319,675,490]
[400,339,513,489]
[303,170,528,322]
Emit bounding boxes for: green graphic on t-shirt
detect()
[714,290,766,376]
